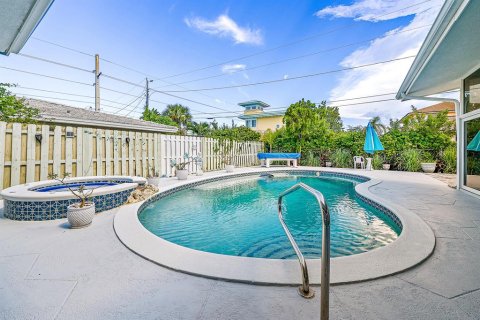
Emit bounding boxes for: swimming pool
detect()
[34,181,118,193]
[115,168,435,284]
[139,173,401,259]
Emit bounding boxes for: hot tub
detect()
[1,176,146,221]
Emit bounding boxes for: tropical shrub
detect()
[331,149,352,168]
[303,150,321,167]
[442,146,457,173]
[397,149,422,172]
[372,153,384,170]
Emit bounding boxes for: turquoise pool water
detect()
[139,175,401,259]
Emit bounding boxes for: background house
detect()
[237,100,284,134]
[403,102,456,122]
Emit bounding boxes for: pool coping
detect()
[0,176,146,201]
[113,168,435,285]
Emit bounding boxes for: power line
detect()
[101,73,243,115]
[158,24,432,88]
[30,37,240,111]
[0,65,92,86]
[192,97,400,119]
[14,85,146,106]
[161,55,416,93]
[113,91,146,114]
[14,92,143,115]
[17,53,93,73]
[31,37,94,57]
[125,95,146,117]
[155,0,434,81]
[191,92,400,116]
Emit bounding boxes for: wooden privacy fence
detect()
[0,122,264,190]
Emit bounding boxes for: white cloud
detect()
[315,0,440,22]
[319,1,448,123]
[221,64,247,74]
[185,14,263,45]
[283,74,289,80]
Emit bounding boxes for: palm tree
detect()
[370,116,387,135]
[161,104,192,128]
[389,118,402,131]
[189,121,211,136]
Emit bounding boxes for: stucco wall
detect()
[256,116,284,133]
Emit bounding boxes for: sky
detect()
[0,0,449,127]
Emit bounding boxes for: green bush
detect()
[331,149,352,168]
[372,153,384,170]
[303,150,321,166]
[397,149,422,172]
[442,146,457,173]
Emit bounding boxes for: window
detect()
[464,117,480,191]
[464,68,480,113]
[246,119,257,128]
[276,124,280,129]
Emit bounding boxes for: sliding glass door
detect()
[462,68,480,194]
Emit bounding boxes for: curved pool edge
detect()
[113,168,435,285]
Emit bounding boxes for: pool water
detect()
[35,181,118,193]
[139,175,401,259]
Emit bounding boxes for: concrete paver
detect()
[0,168,479,319]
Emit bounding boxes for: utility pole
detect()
[94,54,101,111]
[145,77,153,108]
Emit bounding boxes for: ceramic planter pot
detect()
[147,177,161,186]
[382,163,391,170]
[67,202,95,229]
[325,161,332,167]
[421,163,436,173]
[176,169,188,180]
[196,169,204,176]
[225,165,235,172]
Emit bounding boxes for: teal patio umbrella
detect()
[364,122,384,154]
[467,131,480,152]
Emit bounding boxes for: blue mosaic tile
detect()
[4,188,134,221]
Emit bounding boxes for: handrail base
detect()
[298,287,315,299]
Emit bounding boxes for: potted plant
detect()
[382,154,391,170]
[170,153,192,180]
[147,165,161,186]
[421,152,437,173]
[214,139,235,172]
[49,173,96,229]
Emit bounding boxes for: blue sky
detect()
[1,0,446,127]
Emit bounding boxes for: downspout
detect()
[400,93,461,189]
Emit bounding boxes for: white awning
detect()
[397,0,480,99]
[0,0,54,55]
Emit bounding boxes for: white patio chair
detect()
[353,156,365,169]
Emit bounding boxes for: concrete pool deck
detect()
[1,167,480,319]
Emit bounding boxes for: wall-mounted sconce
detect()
[125,137,130,144]
[35,133,42,143]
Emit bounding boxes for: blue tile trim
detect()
[4,188,135,221]
[137,170,403,231]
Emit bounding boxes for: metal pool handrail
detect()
[278,182,330,320]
